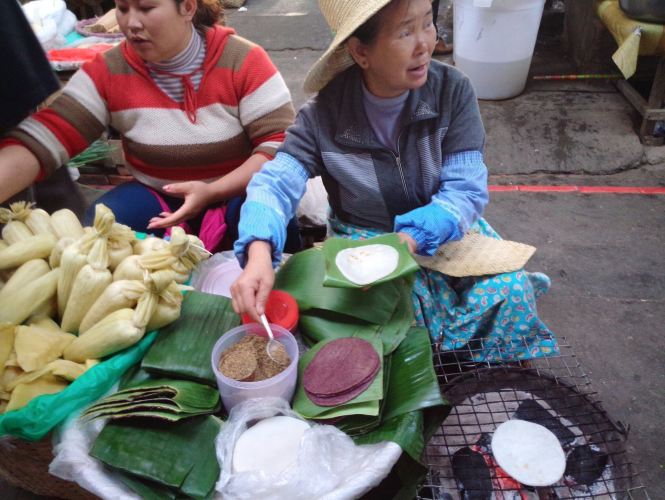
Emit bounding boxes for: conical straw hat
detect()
[303,0,393,93]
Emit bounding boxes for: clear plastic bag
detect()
[215,398,402,500]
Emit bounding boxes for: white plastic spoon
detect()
[259,314,283,362]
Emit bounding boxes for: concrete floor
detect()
[2,0,664,497]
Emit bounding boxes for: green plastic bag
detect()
[0,332,157,441]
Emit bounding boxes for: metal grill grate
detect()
[416,337,650,500]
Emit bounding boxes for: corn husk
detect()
[64,308,145,362]
[30,295,58,320]
[4,202,57,236]
[138,228,210,282]
[14,324,76,372]
[5,359,87,392]
[29,316,61,331]
[61,264,113,333]
[0,239,6,250]
[1,221,33,245]
[49,236,75,268]
[26,208,55,236]
[79,279,145,333]
[133,236,168,255]
[0,324,16,391]
[6,374,69,412]
[108,223,136,270]
[61,237,113,334]
[0,258,50,303]
[0,233,56,270]
[108,243,133,271]
[1,366,23,391]
[112,254,144,281]
[0,268,60,325]
[57,241,88,316]
[146,281,185,331]
[50,208,84,240]
[133,270,176,330]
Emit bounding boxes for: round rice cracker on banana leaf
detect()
[303,337,380,402]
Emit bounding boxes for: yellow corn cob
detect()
[64,308,145,362]
[79,279,145,333]
[0,233,57,270]
[2,220,34,245]
[50,209,84,240]
[0,268,60,325]
[0,259,50,303]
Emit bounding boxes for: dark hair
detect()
[175,0,225,30]
[351,7,387,45]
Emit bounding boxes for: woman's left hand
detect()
[147,181,215,229]
[397,232,417,253]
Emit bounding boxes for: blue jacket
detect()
[235,60,489,266]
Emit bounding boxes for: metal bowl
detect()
[619,0,665,23]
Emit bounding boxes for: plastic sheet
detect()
[215,398,402,500]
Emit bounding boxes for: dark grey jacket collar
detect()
[330,65,439,150]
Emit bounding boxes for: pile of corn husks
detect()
[0,202,210,414]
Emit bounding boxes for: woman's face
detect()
[351,0,436,98]
[115,0,196,63]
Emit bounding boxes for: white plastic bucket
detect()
[453,0,546,99]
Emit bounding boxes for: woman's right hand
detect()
[230,240,275,322]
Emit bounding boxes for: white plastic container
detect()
[211,323,299,412]
[453,0,546,99]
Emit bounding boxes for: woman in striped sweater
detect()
[0,0,297,251]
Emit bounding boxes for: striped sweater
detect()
[4,26,295,190]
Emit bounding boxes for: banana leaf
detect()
[83,379,220,421]
[298,275,414,355]
[119,364,154,389]
[91,415,222,499]
[142,292,241,385]
[322,233,419,289]
[274,248,400,325]
[293,337,384,419]
[381,327,445,422]
[117,473,178,500]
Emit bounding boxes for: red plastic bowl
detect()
[241,289,299,332]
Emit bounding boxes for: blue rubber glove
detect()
[394,203,462,256]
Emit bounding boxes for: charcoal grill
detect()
[416,338,649,499]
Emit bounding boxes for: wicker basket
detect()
[0,436,97,500]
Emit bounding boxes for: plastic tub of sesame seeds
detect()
[211,323,299,412]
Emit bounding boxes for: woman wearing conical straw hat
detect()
[229,0,558,361]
